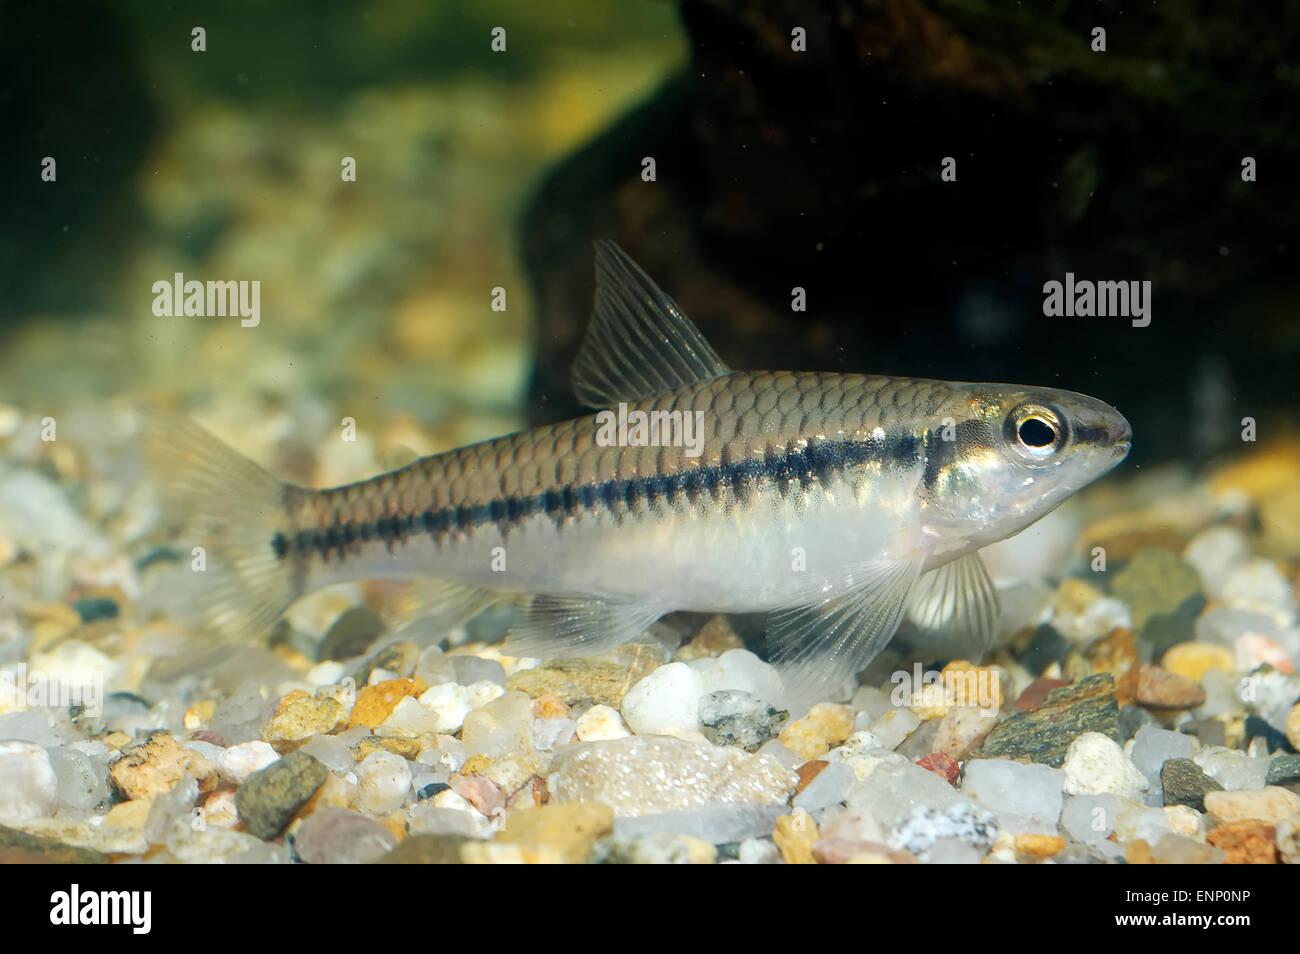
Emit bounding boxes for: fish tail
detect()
[141,405,302,640]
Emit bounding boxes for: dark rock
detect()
[1118,704,1156,742]
[235,750,328,840]
[698,690,788,751]
[373,833,465,864]
[978,674,1118,767]
[321,607,386,663]
[1110,549,1203,632]
[1179,718,1227,748]
[72,598,118,623]
[1015,625,1071,676]
[1245,715,1295,754]
[714,841,741,860]
[1140,597,1207,658]
[1266,754,1300,786]
[0,824,107,864]
[1161,758,1223,812]
[418,782,450,801]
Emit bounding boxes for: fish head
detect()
[922,383,1131,550]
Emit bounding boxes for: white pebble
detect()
[0,740,58,820]
[1182,526,1251,599]
[575,704,631,741]
[1063,732,1148,800]
[621,662,706,736]
[217,740,279,784]
[355,750,412,815]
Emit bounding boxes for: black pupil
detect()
[1018,417,1056,447]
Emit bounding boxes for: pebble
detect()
[1085,627,1139,704]
[574,704,631,742]
[1203,786,1300,825]
[547,736,795,817]
[48,746,109,811]
[234,750,329,840]
[0,741,58,820]
[1241,668,1300,732]
[1160,758,1223,812]
[916,752,960,785]
[261,691,347,750]
[676,615,745,661]
[620,662,707,736]
[1288,702,1300,751]
[298,734,356,775]
[867,706,922,751]
[791,760,855,813]
[348,677,427,729]
[491,802,614,864]
[451,773,505,816]
[355,750,413,815]
[590,832,717,864]
[615,802,787,843]
[698,690,788,751]
[1136,664,1206,710]
[888,802,997,856]
[932,706,999,761]
[845,758,969,829]
[109,732,215,801]
[1151,832,1226,864]
[1060,793,1123,847]
[689,649,786,708]
[1062,732,1148,800]
[737,837,782,864]
[292,806,398,863]
[1130,725,1197,801]
[379,681,504,736]
[451,654,507,687]
[777,703,854,760]
[1110,547,1203,631]
[1276,816,1300,864]
[979,674,1119,767]
[0,823,108,864]
[1182,525,1251,598]
[216,740,279,784]
[1161,641,1235,683]
[1014,832,1066,859]
[1205,819,1278,864]
[1266,753,1300,786]
[504,642,666,707]
[773,810,818,864]
[374,833,466,864]
[1221,559,1295,616]
[962,759,1065,833]
[1194,746,1271,791]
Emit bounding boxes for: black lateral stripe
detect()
[271,435,893,559]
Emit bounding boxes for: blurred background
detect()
[2,0,1298,526]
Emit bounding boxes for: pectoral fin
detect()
[768,556,926,701]
[900,551,1000,659]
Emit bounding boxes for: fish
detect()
[145,241,1131,695]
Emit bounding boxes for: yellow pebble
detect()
[1161,641,1234,683]
[773,810,819,864]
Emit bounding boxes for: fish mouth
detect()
[1112,440,1132,460]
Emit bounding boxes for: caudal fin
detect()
[142,406,302,640]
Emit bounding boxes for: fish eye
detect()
[1004,403,1066,460]
[1018,417,1056,447]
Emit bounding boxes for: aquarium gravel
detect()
[0,403,1297,864]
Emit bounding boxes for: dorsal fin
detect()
[571,241,731,407]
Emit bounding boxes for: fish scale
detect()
[146,241,1130,693]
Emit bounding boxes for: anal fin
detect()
[504,594,665,659]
